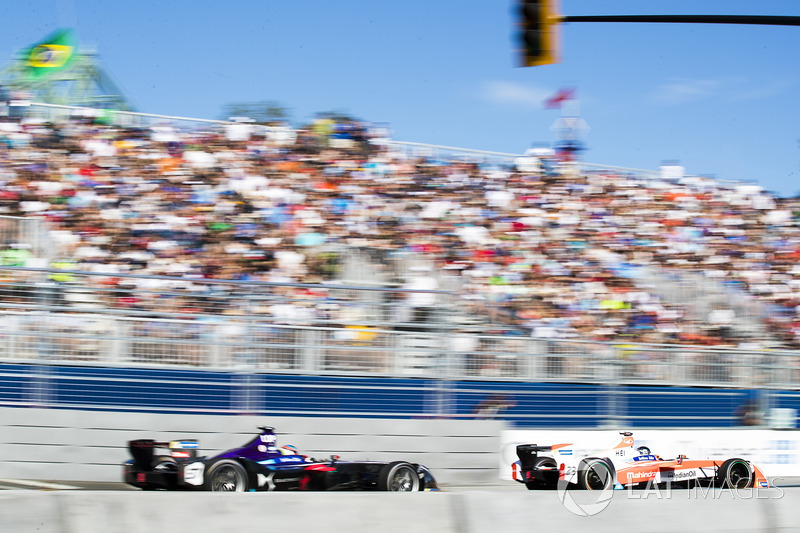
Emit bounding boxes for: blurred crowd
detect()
[1,111,800,351]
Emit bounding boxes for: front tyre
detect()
[717,458,753,489]
[577,458,614,491]
[206,459,248,492]
[378,461,421,492]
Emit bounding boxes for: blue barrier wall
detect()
[0,363,761,427]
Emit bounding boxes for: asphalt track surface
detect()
[2,478,799,491]
[0,480,523,491]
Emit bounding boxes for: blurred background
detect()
[0,1,799,491]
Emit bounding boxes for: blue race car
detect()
[123,426,439,492]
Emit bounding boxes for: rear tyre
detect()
[577,458,614,491]
[525,457,558,490]
[206,459,248,492]
[153,456,178,472]
[378,461,420,492]
[137,456,179,491]
[716,458,753,489]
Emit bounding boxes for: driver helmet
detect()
[280,444,299,455]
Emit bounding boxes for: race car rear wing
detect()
[516,444,553,469]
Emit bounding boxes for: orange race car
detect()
[512,431,770,490]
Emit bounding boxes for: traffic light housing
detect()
[517,0,560,67]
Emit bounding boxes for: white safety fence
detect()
[1,267,799,389]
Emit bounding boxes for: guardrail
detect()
[1,266,799,426]
[0,266,798,390]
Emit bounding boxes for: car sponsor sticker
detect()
[170,440,199,449]
[181,462,205,485]
[625,470,658,481]
[660,469,699,481]
[171,450,192,458]
[259,455,305,465]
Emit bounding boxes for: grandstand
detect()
[0,100,798,429]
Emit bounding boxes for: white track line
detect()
[0,479,79,490]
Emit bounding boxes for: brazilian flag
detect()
[24,29,76,78]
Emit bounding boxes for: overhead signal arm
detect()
[516,1,800,68]
[562,14,800,26]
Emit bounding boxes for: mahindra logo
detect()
[626,471,656,480]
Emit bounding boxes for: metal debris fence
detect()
[0,266,797,390]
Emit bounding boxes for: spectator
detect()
[1,111,799,356]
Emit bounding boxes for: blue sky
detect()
[2,1,800,196]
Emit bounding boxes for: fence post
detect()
[600,345,626,428]
[299,328,320,372]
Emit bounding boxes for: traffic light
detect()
[517,0,560,67]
